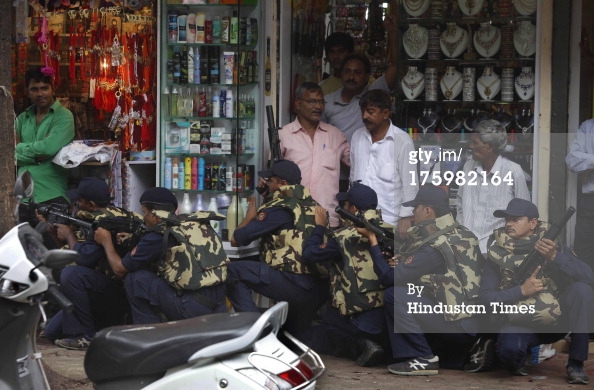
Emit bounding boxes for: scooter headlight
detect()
[0,278,30,297]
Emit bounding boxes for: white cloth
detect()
[456,155,530,253]
[52,141,118,168]
[565,118,594,194]
[349,121,418,226]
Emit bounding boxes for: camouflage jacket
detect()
[407,214,483,321]
[487,223,562,325]
[258,184,317,274]
[331,209,387,316]
[149,210,230,291]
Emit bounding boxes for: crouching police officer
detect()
[378,185,484,376]
[302,183,391,367]
[226,160,329,336]
[47,177,135,349]
[480,198,593,384]
[94,187,228,324]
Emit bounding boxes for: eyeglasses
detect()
[300,99,326,106]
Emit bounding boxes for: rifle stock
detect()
[513,206,576,284]
[335,206,400,256]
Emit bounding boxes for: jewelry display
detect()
[457,0,484,16]
[401,66,425,100]
[463,109,489,132]
[514,66,535,100]
[418,108,439,134]
[402,0,431,17]
[513,0,537,16]
[403,24,429,59]
[441,109,463,133]
[440,66,463,100]
[476,67,501,101]
[501,68,515,102]
[515,109,534,134]
[425,67,439,101]
[427,29,442,60]
[493,109,513,131]
[439,23,469,59]
[473,22,501,59]
[462,67,476,102]
[513,21,537,57]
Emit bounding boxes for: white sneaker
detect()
[529,343,556,365]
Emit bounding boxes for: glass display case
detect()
[158,1,262,249]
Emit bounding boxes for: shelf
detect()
[402,16,535,25]
[167,82,258,87]
[165,153,254,157]
[167,116,256,121]
[169,188,255,194]
[126,160,157,165]
[404,58,535,67]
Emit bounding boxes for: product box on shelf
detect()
[166,122,190,153]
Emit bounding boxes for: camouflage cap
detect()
[493,198,539,219]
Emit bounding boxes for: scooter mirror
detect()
[42,249,79,269]
[14,171,34,199]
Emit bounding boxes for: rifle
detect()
[266,104,282,163]
[513,206,576,285]
[257,105,282,195]
[35,204,144,256]
[335,206,402,256]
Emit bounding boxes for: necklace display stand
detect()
[513,21,537,57]
[513,0,537,16]
[418,108,439,134]
[463,109,489,132]
[515,66,535,100]
[441,109,463,133]
[403,24,429,59]
[402,66,425,100]
[457,0,484,16]
[476,67,500,101]
[515,109,534,134]
[440,23,469,59]
[440,66,463,100]
[473,22,501,59]
[402,0,431,17]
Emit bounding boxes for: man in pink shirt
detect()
[279,82,350,228]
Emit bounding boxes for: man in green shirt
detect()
[16,66,75,207]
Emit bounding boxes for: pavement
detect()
[38,336,594,389]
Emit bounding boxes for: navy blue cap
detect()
[493,198,539,219]
[139,187,178,208]
[402,185,449,209]
[258,159,302,185]
[66,177,110,203]
[336,183,378,211]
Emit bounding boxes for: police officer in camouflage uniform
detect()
[376,185,484,376]
[45,178,133,350]
[302,183,389,366]
[226,160,328,336]
[94,187,227,324]
[480,198,593,384]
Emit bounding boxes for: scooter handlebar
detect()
[47,284,74,313]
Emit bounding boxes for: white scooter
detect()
[85,301,325,390]
[0,172,79,390]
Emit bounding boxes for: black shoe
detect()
[567,366,590,385]
[464,337,494,373]
[388,356,439,376]
[510,366,529,376]
[356,338,384,367]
